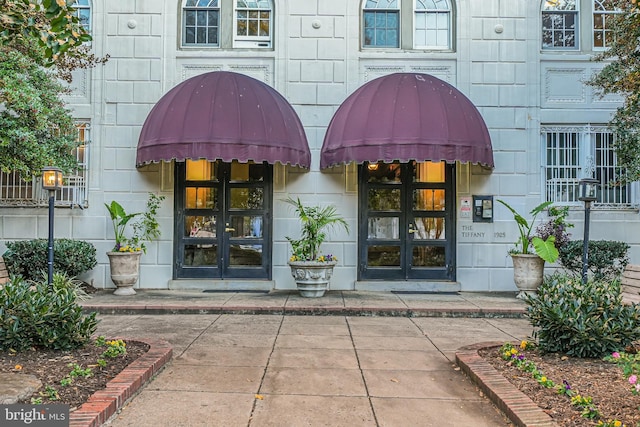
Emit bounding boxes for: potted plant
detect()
[105,193,165,295]
[496,199,559,298]
[283,196,349,297]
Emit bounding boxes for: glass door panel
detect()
[359,161,455,281]
[175,160,271,279]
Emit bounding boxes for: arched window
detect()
[593,0,621,49]
[363,0,400,48]
[414,0,451,49]
[362,0,453,50]
[73,0,91,32]
[234,0,273,48]
[183,0,220,46]
[182,0,273,48]
[542,0,579,49]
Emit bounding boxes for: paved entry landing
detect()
[86,291,533,427]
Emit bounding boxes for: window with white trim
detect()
[181,0,273,49]
[362,0,452,50]
[542,0,578,49]
[183,0,220,46]
[593,0,621,49]
[72,0,91,32]
[363,0,400,48]
[542,125,635,208]
[234,0,272,48]
[541,0,623,51]
[0,123,90,208]
[414,0,451,49]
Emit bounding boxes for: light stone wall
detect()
[1,0,636,293]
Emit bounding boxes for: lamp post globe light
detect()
[41,167,63,285]
[577,178,598,284]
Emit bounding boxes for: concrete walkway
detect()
[76,290,536,426]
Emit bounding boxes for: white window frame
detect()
[592,0,621,50]
[362,0,401,48]
[413,0,451,50]
[72,0,91,33]
[0,123,90,209]
[542,125,637,209]
[362,0,454,51]
[182,0,221,47]
[233,0,273,48]
[541,0,579,50]
[182,0,274,49]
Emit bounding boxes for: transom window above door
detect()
[362,0,453,50]
[181,0,273,48]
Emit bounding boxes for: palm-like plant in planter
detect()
[105,193,165,295]
[284,196,349,297]
[497,199,559,298]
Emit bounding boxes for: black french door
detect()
[174,160,272,279]
[358,161,455,281]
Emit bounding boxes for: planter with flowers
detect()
[497,199,560,298]
[105,193,165,295]
[284,196,349,298]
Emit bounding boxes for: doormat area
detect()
[202,290,269,293]
[391,291,460,295]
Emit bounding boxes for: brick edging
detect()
[455,342,558,427]
[68,338,173,427]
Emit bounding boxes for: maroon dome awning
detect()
[137,71,311,168]
[320,73,494,169]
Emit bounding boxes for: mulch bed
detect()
[0,340,149,411]
[479,345,640,426]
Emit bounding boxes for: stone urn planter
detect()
[288,260,337,298]
[106,251,141,296]
[283,196,349,298]
[511,253,545,298]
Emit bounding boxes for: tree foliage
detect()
[0,49,80,176]
[0,0,108,177]
[590,1,640,181]
[0,0,92,66]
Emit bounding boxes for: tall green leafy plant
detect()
[105,193,165,253]
[283,196,349,262]
[497,199,559,263]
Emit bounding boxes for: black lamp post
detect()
[42,167,63,285]
[577,178,598,284]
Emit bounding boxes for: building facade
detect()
[1,0,637,293]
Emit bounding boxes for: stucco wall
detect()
[1,0,636,292]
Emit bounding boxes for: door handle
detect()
[225,227,235,232]
[408,224,417,234]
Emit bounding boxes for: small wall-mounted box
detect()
[473,195,493,223]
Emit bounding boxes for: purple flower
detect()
[562,380,571,390]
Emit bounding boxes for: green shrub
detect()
[525,272,640,358]
[558,240,629,281]
[0,274,98,351]
[3,239,97,281]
